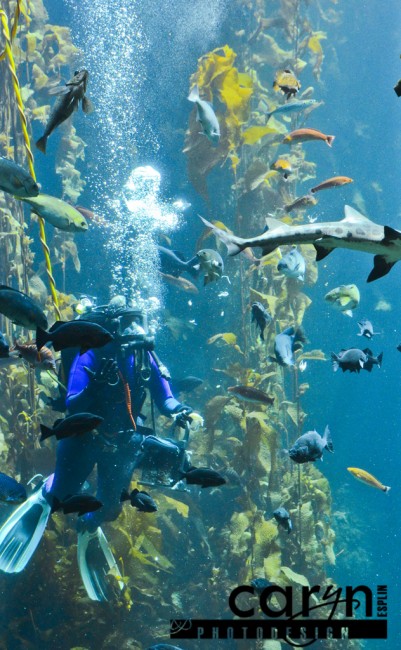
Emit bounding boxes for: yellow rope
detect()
[0,7,61,321]
[0,0,21,61]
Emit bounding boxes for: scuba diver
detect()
[0,297,194,601]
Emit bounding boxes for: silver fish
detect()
[277,247,305,281]
[288,426,333,463]
[200,205,401,282]
[196,249,224,285]
[188,85,220,144]
[0,157,39,198]
[265,99,320,121]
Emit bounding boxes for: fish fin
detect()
[342,205,373,224]
[314,243,333,261]
[384,225,401,241]
[35,136,47,154]
[48,85,70,96]
[294,326,308,345]
[342,310,353,317]
[326,136,335,147]
[323,425,334,453]
[293,342,303,352]
[36,326,49,351]
[187,255,201,278]
[330,352,339,372]
[265,216,290,231]
[82,96,95,114]
[120,489,130,503]
[203,275,211,286]
[198,215,245,256]
[377,352,383,367]
[39,424,54,441]
[49,321,67,332]
[367,255,396,282]
[362,348,373,356]
[188,84,200,103]
[359,359,364,368]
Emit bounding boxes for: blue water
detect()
[1,0,401,648]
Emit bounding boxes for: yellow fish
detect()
[270,158,292,180]
[347,467,390,492]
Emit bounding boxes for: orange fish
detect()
[14,340,57,371]
[159,272,199,294]
[311,176,353,194]
[283,128,335,147]
[347,467,390,492]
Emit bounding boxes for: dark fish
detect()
[362,348,383,372]
[273,507,293,534]
[357,319,378,339]
[288,426,333,464]
[53,493,103,517]
[36,69,93,154]
[272,326,306,366]
[285,193,317,212]
[14,340,56,371]
[251,302,272,341]
[158,246,200,279]
[227,385,274,405]
[0,332,9,357]
[251,578,274,596]
[0,471,27,504]
[36,320,113,353]
[0,156,39,197]
[331,348,367,373]
[40,412,104,441]
[120,488,157,512]
[0,285,48,330]
[179,466,226,488]
[171,376,204,393]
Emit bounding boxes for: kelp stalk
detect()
[0,6,61,321]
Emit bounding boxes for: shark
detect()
[200,205,401,282]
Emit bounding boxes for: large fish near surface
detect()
[36,69,93,154]
[200,205,401,282]
[0,156,39,198]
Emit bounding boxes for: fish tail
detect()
[188,84,200,103]
[120,489,130,503]
[331,352,339,372]
[39,424,54,441]
[35,136,47,154]
[377,352,383,368]
[324,425,334,453]
[36,326,49,351]
[326,136,335,147]
[383,485,391,493]
[294,326,308,345]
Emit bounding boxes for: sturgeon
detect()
[200,205,401,282]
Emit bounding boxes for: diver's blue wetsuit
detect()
[45,341,184,530]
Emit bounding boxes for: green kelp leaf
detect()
[286,404,306,426]
[280,566,310,587]
[250,289,278,317]
[264,552,281,580]
[141,536,174,571]
[298,349,326,361]
[208,332,244,354]
[244,159,269,192]
[161,495,189,518]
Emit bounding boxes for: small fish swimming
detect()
[171,376,203,393]
[273,69,300,99]
[285,193,318,212]
[36,320,113,354]
[0,471,27,504]
[18,194,88,232]
[265,98,320,121]
[251,577,274,595]
[159,272,199,294]
[227,385,274,405]
[196,249,224,285]
[251,302,272,341]
[324,284,360,317]
[40,412,104,441]
[283,127,335,147]
[188,84,220,144]
[273,507,293,534]
[288,426,333,463]
[120,488,157,512]
[52,493,103,517]
[272,326,307,367]
[36,69,93,154]
[331,348,367,373]
[277,247,306,281]
[270,158,292,180]
[178,466,226,488]
[13,341,56,371]
[357,318,378,339]
[0,156,39,197]
[347,467,390,492]
[361,348,383,372]
[158,246,200,279]
[0,285,48,330]
[311,176,353,194]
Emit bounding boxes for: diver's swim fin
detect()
[77,527,125,602]
[0,478,52,573]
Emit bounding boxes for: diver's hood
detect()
[78,306,148,339]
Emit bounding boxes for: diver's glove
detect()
[173,405,193,428]
[84,358,120,386]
